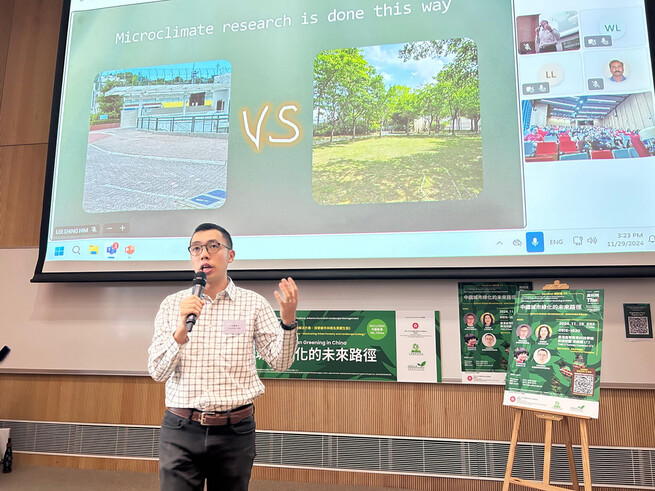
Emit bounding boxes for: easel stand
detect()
[502,407,592,491]
[504,280,593,490]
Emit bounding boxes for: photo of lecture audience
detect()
[522,93,655,161]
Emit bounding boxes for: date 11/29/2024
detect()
[608,232,646,248]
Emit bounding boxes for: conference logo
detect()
[410,343,422,356]
[366,319,388,340]
[407,360,426,371]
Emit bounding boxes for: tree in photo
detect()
[92,78,125,125]
[314,49,385,142]
[416,82,446,136]
[387,85,419,134]
[400,38,480,134]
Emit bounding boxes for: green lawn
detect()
[312,134,482,205]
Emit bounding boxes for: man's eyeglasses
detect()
[187,241,231,256]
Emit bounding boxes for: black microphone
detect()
[186,271,207,332]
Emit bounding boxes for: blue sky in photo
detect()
[361,43,451,89]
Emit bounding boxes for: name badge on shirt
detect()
[223,319,246,334]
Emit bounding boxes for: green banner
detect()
[257,310,440,382]
[458,282,532,383]
[503,289,604,418]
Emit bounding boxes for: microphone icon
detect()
[526,232,544,253]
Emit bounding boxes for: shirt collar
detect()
[223,277,237,301]
[208,277,236,301]
[196,277,236,302]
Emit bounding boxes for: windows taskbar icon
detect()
[52,243,135,258]
[104,242,136,258]
[106,242,119,256]
[526,232,544,253]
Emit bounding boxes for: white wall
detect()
[0,249,653,387]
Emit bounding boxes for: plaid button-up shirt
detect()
[148,278,297,411]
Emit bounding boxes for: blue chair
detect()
[524,141,537,157]
[628,147,639,158]
[543,135,558,142]
[559,152,589,161]
[612,149,631,159]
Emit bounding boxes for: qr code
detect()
[628,316,649,335]
[572,373,594,396]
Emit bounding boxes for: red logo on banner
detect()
[412,322,419,329]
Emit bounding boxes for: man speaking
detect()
[535,19,560,53]
[148,223,298,490]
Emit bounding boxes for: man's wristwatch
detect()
[280,320,298,331]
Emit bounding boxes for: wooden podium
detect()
[502,408,591,491]
[503,281,593,491]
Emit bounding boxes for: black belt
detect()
[167,404,253,426]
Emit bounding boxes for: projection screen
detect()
[33,0,655,281]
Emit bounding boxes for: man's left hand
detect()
[275,277,298,325]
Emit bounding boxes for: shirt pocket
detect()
[220,332,256,374]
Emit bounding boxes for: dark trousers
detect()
[158,410,256,491]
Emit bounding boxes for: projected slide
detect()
[49,0,522,240]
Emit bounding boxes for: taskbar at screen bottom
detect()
[41,226,655,263]
[36,253,655,281]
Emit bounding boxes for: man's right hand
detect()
[173,295,205,344]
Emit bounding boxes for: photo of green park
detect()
[313,39,482,206]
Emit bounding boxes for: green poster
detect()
[458,282,532,383]
[257,310,440,382]
[503,289,604,418]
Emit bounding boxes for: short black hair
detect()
[192,223,233,249]
[609,59,623,69]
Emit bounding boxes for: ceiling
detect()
[541,95,629,120]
